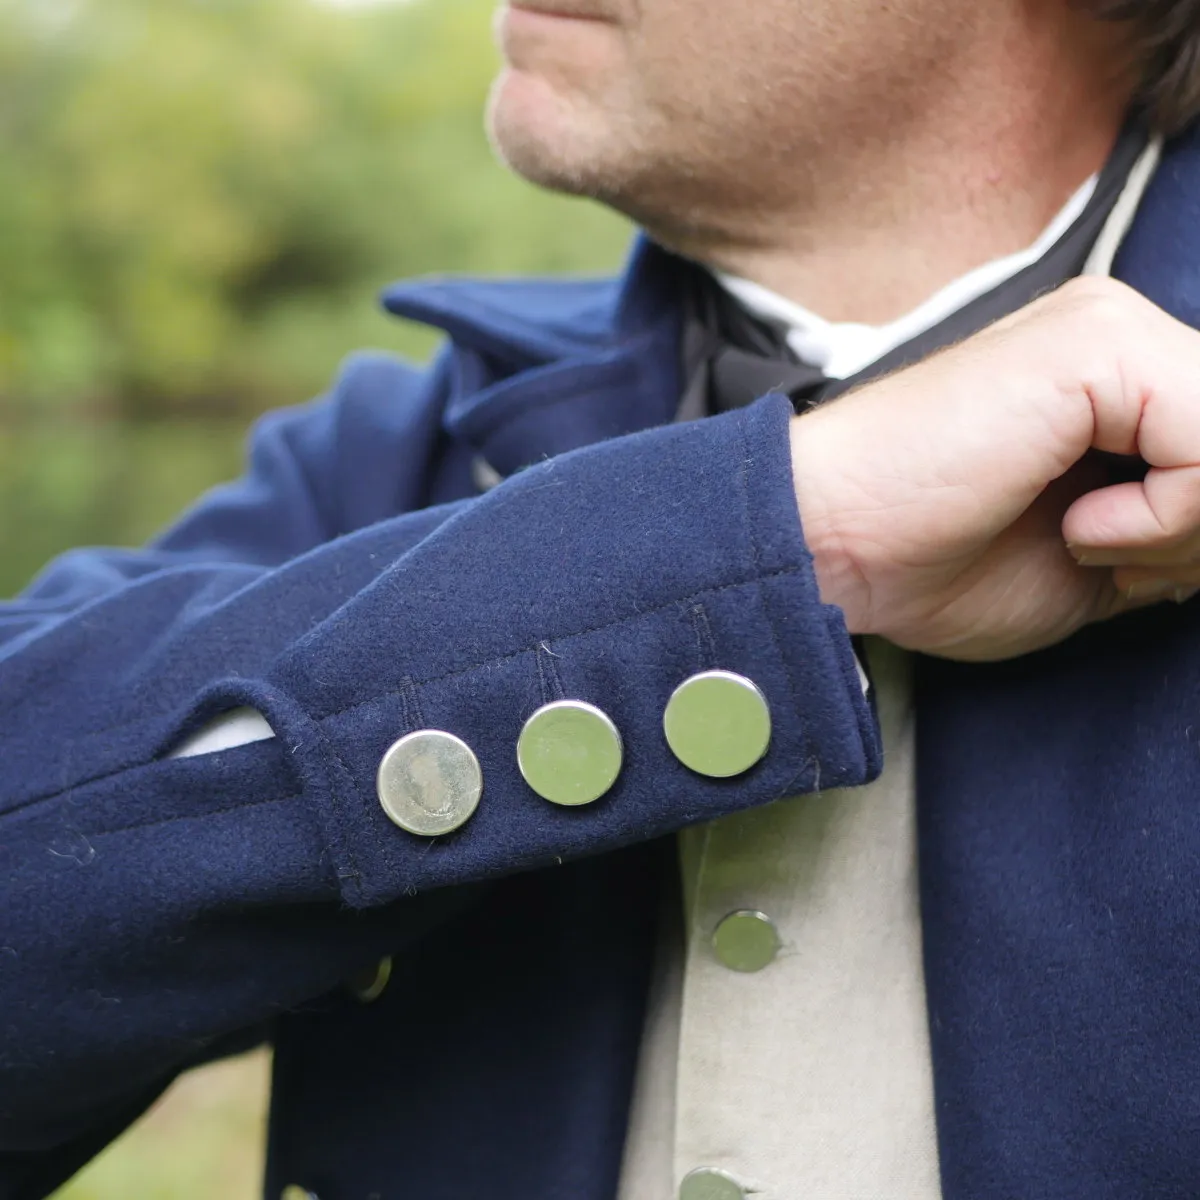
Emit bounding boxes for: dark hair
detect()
[1090,0,1200,133]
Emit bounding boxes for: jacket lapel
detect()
[918,121,1200,1200]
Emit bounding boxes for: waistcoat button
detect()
[712,909,780,972]
[346,955,393,1003]
[663,670,771,778]
[376,730,483,836]
[679,1166,745,1199]
[517,700,623,806]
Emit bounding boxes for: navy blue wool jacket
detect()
[4,125,1200,1200]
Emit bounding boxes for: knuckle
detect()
[1052,275,1137,325]
[1041,278,1163,365]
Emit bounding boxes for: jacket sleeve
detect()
[0,352,879,1172]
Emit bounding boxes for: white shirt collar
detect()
[714,172,1099,381]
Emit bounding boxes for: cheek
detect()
[631,4,813,122]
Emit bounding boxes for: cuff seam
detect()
[736,412,820,777]
[299,565,813,723]
[79,792,301,839]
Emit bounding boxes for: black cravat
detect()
[678,118,1149,420]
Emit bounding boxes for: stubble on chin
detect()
[485,10,724,230]
[487,67,635,201]
[484,58,771,257]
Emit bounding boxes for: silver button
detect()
[346,955,393,1003]
[712,910,780,972]
[517,700,623,806]
[679,1167,745,1200]
[663,670,771,778]
[280,1188,319,1200]
[376,730,482,836]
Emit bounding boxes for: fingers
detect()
[1070,560,1200,607]
[1052,279,1200,567]
[1063,465,1200,561]
[1081,566,1196,623]
[1110,567,1200,604]
[1057,278,1200,468]
[1061,438,1200,601]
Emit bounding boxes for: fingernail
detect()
[1126,579,1175,601]
[1175,586,1199,605]
[1066,543,1095,566]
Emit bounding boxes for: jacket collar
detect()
[379,235,682,367]
[378,120,1200,480]
[381,238,690,479]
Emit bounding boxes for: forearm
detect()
[0,391,879,1154]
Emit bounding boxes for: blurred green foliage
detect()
[54,1052,271,1200]
[1,0,630,596]
[9,0,631,1195]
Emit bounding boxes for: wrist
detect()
[788,412,872,634]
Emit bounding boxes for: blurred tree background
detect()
[0,0,630,598]
[0,0,629,1193]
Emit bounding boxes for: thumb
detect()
[1061,466,1200,551]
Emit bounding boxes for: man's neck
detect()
[649,8,1138,324]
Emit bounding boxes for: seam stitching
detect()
[316,567,805,722]
[688,602,717,670]
[735,415,817,779]
[308,715,366,899]
[537,642,565,702]
[535,646,552,708]
[399,676,425,730]
[69,793,300,839]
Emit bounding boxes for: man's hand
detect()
[789,277,1200,662]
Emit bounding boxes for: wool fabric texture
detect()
[1,123,1200,1200]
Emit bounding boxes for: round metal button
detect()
[376,730,482,837]
[517,700,623,807]
[663,670,771,778]
[280,1188,319,1200]
[712,910,780,972]
[346,955,393,1004]
[679,1167,745,1200]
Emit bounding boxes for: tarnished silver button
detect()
[679,1167,745,1200]
[712,909,780,972]
[280,1187,319,1200]
[346,955,393,1004]
[663,670,771,777]
[517,700,623,806]
[376,730,482,836]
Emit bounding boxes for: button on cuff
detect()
[517,700,623,806]
[376,730,482,836]
[664,670,771,778]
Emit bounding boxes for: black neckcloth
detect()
[676,119,1150,420]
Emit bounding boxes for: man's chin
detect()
[487,70,613,197]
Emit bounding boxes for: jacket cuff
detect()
[268,392,881,907]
